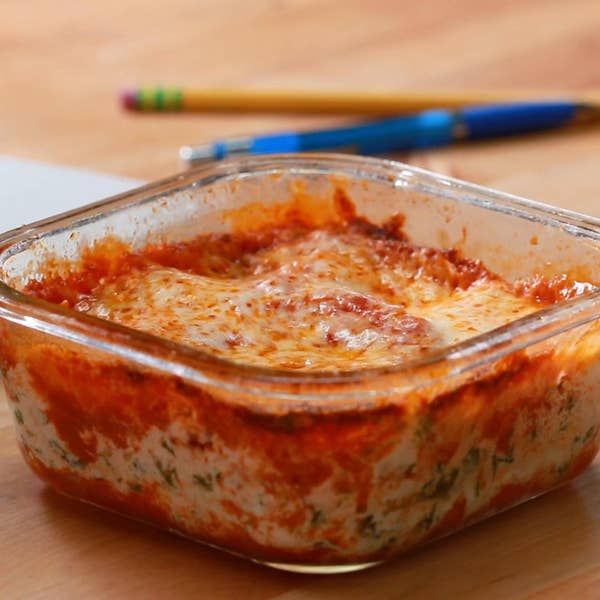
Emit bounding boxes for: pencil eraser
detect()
[120,88,138,110]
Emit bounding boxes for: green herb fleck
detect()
[310,507,325,527]
[154,459,178,488]
[193,473,213,491]
[562,395,576,413]
[417,505,437,532]
[49,439,86,469]
[573,426,597,450]
[492,450,514,478]
[358,514,379,538]
[420,466,459,499]
[161,438,175,456]
[580,426,596,445]
[128,482,143,493]
[132,458,145,473]
[379,535,399,554]
[558,395,576,432]
[14,408,24,425]
[462,447,480,471]
[415,414,434,442]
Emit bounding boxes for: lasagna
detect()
[3,191,598,571]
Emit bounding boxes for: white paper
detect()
[0,156,143,232]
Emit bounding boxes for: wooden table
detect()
[2,1,600,597]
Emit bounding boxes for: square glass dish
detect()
[0,154,599,574]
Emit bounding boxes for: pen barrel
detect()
[278,111,455,155]
[459,102,579,139]
[181,101,586,163]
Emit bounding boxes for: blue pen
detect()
[179,102,589,163]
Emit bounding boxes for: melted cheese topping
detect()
[84,229,539,371]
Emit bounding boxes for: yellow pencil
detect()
[120,87,599,115]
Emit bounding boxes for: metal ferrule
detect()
[179,136,253,164]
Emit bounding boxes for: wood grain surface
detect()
[1,1,600,598]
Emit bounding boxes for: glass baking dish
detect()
[0,154,599,574]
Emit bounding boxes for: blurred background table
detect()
[1,1,600,598]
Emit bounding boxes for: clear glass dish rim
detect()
[0,153,598,406]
